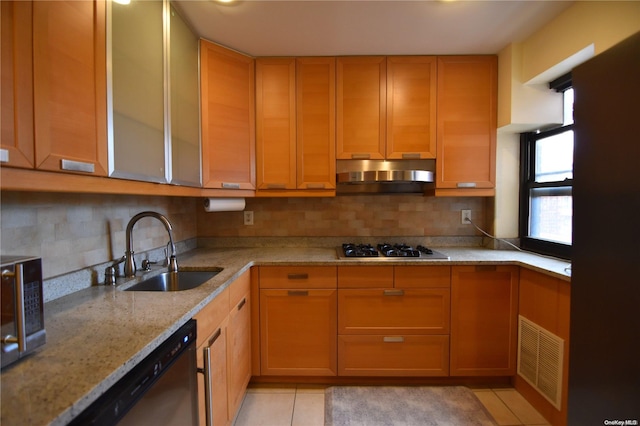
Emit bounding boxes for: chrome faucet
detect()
[124,211,179,278]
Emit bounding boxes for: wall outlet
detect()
[461,209,472,224]
[244,211,254,225]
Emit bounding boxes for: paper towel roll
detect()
[203,198,246,212]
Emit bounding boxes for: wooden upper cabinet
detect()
[200,40,255,190]
[296,57,336,190]
[386,56,437,159]
[256,57,335,194]
[337,56,386,160]
[256,58,297,190]
[436,56,497,195]
[31,0,108,176]
[1,1,34,169]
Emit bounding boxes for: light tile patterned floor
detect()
[233,385,550,426]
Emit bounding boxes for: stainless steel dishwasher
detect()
[71,320,198,426]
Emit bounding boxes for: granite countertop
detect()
[0,246,571,426]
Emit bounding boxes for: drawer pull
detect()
[287,290,309,297]
[383,289,404,296]
[0,149,9,163]
[383,336,405,343]
[266,183,287,189]
[401,153,421,159]
[287,273,309,280]
[457,182,477,188]
[207,328,222,347]
[237,297,247,310]
[61,159,95,173]
[351,153,371,159]
[306,183,326,189]
[222,182,241,189]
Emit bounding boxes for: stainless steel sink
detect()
[123,269,222,292]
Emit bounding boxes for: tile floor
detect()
[232,385,551,426]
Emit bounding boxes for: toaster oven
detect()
[1,256,46,368]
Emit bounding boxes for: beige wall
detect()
[0,192,198,279]
[197,195,487,238]
[494,1,640,238]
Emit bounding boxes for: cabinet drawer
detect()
[338,289,450,334]
[259,266,337,289]
[193,287,229,348]
[338,335,449,376]
[230,269,250,308]
[394,266,450,288]
[337,265,393,288]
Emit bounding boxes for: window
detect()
[519,75,573,259]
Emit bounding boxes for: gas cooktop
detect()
[337,243,450,260]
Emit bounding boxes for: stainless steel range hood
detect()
[336,159,435,195]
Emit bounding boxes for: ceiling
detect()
[173,0,574,57]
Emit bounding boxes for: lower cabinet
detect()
[194,270,251,426]
[258,266,338,376]
[450,265,519,376]
[337,265,451,377]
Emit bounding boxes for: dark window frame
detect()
[519,74,573,260]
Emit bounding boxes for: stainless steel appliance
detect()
[70,319,198,426]
[338,243,449,260]
[1,256,46,368]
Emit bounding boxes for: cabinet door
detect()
[386,56,437,159]
[338,289,450,335]
[260,289,337,376]
[227,273,251,421]
[336,57,386,160]
[450,265,519,376]
[436,56,497,194]
[196,320,229,426]
[296,57,336,189]
[32,0,108,176]
[256,58,297,190]
[338,335,449,377]
[200,40,255,190]
[0,1,34,169]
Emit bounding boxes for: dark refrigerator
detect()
[570,31,640,424]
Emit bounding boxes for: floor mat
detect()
[324,386,497,426]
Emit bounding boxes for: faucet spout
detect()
[124,211,178,278]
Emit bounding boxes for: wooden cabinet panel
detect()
[386,56,437,159]
[259,265,337,289]
[32,0,108,175]
[200,40,255,190]
[338,335,449,376]
[260,288,337,376]
[450,265,519,376]
[1,1,34,169]
[296,57,336,189]
[394,265,451,288]
[227,274,252,419]
[196,318,229,426]
[338,288,450,335]
[337,265,393,289]
[256,58,297,190]
[436,56,497,195]
[337,57,386,160]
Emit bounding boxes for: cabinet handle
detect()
[383,336,405,343]
[0,149,9,163]
[61,159,95,173]
[197,346,213,426]
[287,290,309,296]
[383,289,404,296]
[305,183,326,189]
[237,297,247,310]
[287,273,309,280]
[222,182,241,189]
[401,153,421,159]
[456,182,477,188]
[351,153,371,159]
[266,183,287,189]
[207,328,222,347]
